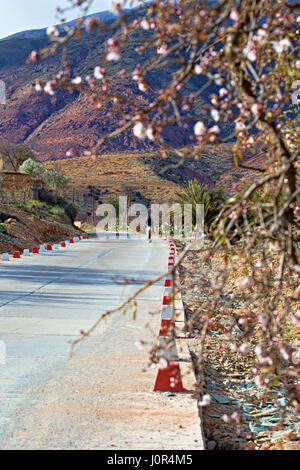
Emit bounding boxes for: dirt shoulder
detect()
[177,244,299,451]
[0,204,82,253]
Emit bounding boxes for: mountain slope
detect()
[0,10,264,198]
[0,12,234,162]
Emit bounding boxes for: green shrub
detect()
[26,199,47,210]
[19,158,43,178]
[0,223,7,234]
[50,206,66,218]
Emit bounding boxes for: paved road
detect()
[0,235,202,449]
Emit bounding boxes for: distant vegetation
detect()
[175,179,225,231]
[0,143,36,172]
[19,158,43,178]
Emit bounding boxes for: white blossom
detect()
[198,394,211,407]
[194,121,207,136]
[236,121,246,131]
[239,343,250,354]
[133,121,146,139]
[107,51,121,61]
[94,66,104,80]
[71,76,82,85]
[208,125,220,134]
[194,64,203,75]
[272,38,292,54]
[140,19,150,30]
[46,26,59,37]
[280,348,289,361]
[219,88,228,97]
[44,81,55,96]
[230,8,240,22]
[211,109,220,122]
[146,127,155,140]
[243,41,257,62]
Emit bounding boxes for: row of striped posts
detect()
[1,235,85,261]
[153,239,184,392]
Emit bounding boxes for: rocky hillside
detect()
[0,11,233,162]
[43,146,265,221]
[0,9,266,198]
[0,203,81,253]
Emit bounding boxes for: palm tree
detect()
[175,179,219,231]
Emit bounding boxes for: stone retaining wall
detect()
[0,172,34,205]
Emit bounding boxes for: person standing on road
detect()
[146,213,152,243]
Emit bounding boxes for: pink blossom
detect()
[254,376,264,387]
[29,50,39,62]
[85,17,99,33]
[239,343,250,354]
[35,81,43,92]
[222,414,231,423]
[44,81,55,96]
[240,276,251,288]
[230,8,240,22]
[140,19,150,30]
[243,41,257,62]
[291,311,300,327]
[251,102,262,116]
[106,51,121,61]
[66,148,75,157]
[110,1,123,15]
[194,64,203,75]
[255,29,267,44]
[258,312,268,324]
[219,88,228,97]
[157,44,168,55]
[280,348,289,361]
[46,26,59,37]
[255,345,262,358]
[235,121,246,131]
[210,279,221,289]
[213,74,223,85]
[138,82,147,92]
[134,340,144,350]
[208,125,220,134]
[231,412,241,424]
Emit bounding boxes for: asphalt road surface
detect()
[0,235,202,450]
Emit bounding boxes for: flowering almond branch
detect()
[28,0,300,435]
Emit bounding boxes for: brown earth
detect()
[0,204,81,253]
[42,146,265,221]
[176,244,300,451]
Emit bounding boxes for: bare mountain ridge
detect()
[0,11,263,193]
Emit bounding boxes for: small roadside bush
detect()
[50,206,66,218]
[19,158,43,178]
[0,223,7,234]
[37,187,78,222]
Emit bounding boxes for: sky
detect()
[0,0,113,39]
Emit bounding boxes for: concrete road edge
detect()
[174,293,206,449]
